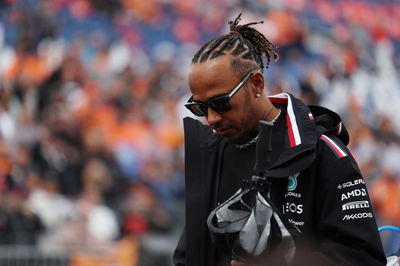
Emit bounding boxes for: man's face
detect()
[188,56,261,143]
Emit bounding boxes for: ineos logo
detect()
[283,202,303,214]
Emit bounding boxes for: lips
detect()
[214,127,231,136]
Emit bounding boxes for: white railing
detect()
[0,246,69,266]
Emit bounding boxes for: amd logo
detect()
[341,188,367,201]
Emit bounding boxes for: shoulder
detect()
[316,133,361,175]
[318,134,349,159]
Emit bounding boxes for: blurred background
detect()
[0,0,399,265]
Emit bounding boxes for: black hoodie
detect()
[174,93,386,266]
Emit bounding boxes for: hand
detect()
[231,260,250,266]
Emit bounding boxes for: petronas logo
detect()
[288,173,299,191]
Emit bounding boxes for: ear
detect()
[249,71,264,96]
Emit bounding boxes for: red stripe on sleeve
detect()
[286,113,296,147]
[320,135,346,158]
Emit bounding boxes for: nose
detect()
[206,107,222,126]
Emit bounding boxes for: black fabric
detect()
[174,117,226,266]
[174,93,386,266]
[308,105,349,145]
[218,144,256,205]
[215,110,286,264]
[215,143,255,265]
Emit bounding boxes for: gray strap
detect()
[207,189,251,234]
[239,192,274,255]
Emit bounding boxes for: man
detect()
[174,14,386,266]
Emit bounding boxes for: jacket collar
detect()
[183,93,348,178]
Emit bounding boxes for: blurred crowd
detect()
[0,0,399,264]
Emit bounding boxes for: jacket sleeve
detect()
[173,225,186,266]
[295,135,386,266]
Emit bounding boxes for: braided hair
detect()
[191,13,279,75]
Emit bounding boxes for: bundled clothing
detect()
[174,93,386,266]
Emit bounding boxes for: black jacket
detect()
[174,93,386,266]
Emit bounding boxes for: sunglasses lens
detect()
[209,97,231,113]
[185,103,208,116]
[185,95,232,117]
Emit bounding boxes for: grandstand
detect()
[0,0,399,265]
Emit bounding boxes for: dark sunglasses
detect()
[185,68,262,117]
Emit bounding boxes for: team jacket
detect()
[173,93,386,266]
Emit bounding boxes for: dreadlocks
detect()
[191,13,279,75]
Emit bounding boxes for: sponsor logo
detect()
[288,219,304,227]
[341,188,367,201]
[337,178,365,190]
[283,202,303,214]
[342,200,370,211]
[287,173,299,191]
[343,212,373,220]
[285,192,302,198]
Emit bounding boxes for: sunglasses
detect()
[185,68,262,117]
